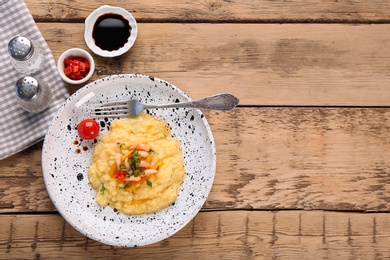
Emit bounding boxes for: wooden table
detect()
[2,1,390,259]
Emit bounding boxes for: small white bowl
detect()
[57,48,95,85]
[84,5,138,58]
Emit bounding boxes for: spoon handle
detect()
[143,93,239,111]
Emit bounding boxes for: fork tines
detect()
[91,100,129,117]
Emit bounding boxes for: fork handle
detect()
[143,93,239,111]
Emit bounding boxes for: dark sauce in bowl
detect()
[92,13,131,51]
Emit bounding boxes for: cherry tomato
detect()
[77,119,100,140]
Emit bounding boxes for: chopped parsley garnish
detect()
[147,180,153,187]
[100,184,106,195]
[132,150,140,160]
[119,163,127,172]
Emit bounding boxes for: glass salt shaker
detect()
[8,36,46,75]
[15,76,52,113]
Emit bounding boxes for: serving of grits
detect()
[88,113,185,215]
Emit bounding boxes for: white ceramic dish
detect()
[84,5,138,57]
[42,74,216,247]
[57,48,95,84]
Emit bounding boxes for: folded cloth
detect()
[0,0,69,160]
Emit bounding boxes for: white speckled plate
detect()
[42,74,216,247]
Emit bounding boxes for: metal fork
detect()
[90,93,239,117]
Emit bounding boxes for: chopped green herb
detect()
[132,150,140,160]
[100,184,106,195]
[147,180,153,187]
[120,163,127,171]
[135,160,140,167]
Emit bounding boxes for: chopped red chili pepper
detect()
[114,169,127,180]
[63,56,90,80]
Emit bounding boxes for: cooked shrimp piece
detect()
[124,158,131,169]
[138,161,150,168]
[138,150,149,158]
[136,143,150,152]
[115,153,122,169]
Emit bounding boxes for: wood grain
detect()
[2,108,390,213]
[2,1,390,257]
[208,108,390,211]
[1,211,390,259]
[36,22,390,107]
[25,0,390,23]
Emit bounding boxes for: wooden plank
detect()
[1,108,390,213]
[0,143,56,212]
[38,23,390,107]
[1,211,390,258]
[25,0,390,23]
[207,108,390,211]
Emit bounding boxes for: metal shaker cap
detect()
[15,76,40,100]
[8,36,34,61]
